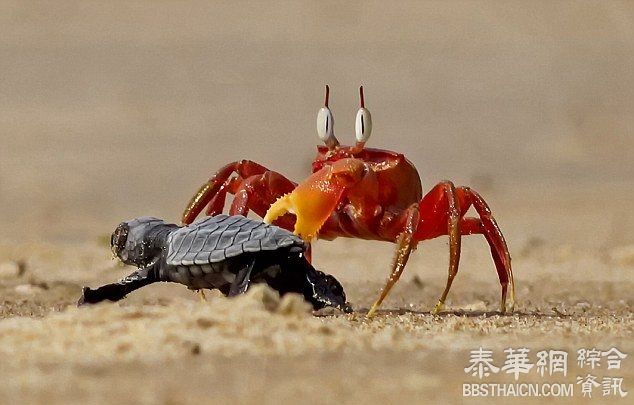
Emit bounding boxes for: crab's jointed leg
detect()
[206,177,240,216]
[182,160,297,227]
[366,203,420,317]
[367,181,462,317]
[454,187,514,312]
[420,181,463,315]
[369,182,513,316]
[413,184,514,314]
[229,171,296,230]
[183,160,267,224]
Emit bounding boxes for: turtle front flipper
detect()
[78,265,159,305]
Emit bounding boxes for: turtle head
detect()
[111,217,172,267]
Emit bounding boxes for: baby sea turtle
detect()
[79,215,351,312]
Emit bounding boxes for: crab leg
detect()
[367,181,462,317]
[459,187,514,312]
[413,185,514,313]
[422,181,462,315]
[366,204,420,317]
[229,171,297,231]
[182,160,296,224]
[207,177,240,216]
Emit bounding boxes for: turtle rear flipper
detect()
[260,255,351,313]
[303,266,353,313]
[227,258,257,297]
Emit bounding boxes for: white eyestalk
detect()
[354,86,372,150]
[316,85,339,150]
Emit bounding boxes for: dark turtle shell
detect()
[165,215,306,266]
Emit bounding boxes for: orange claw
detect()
[264,158,365,240]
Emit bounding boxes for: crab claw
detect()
[264,158,365,240]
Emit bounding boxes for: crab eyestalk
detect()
[264,158,365,240]
[352,86,372,153]
[317,85,340,150]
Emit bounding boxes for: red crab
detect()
[182,86,515,317]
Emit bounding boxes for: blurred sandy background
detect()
[0,1,633,404]
[1,0,633,242]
